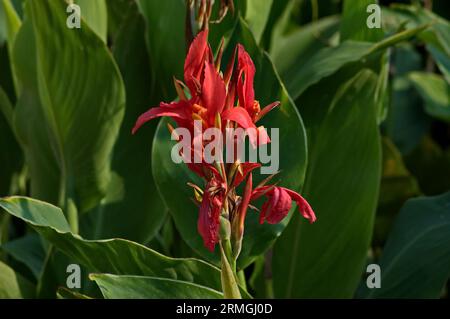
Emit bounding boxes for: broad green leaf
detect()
[0,196,223,292]
[75,0,107,43]
[106,0,131,39]
[0,260,35,298]
[341,0,384,42]
[1,0,21,94]
[12,0,125,220]
[363,192,450,298]
[0,86,22,196]
[283,25,429,100]
[270,15,340,80]
[81,0,165,243]
[273,70,382,298]
[243,0,273,44]
[137,0,185,99]
[1,232,45,278]
[408,72,450,122]
[152,19,308,267]
[91,274,223,299]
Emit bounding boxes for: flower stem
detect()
[219,240,241,299]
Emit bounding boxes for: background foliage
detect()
[0,0,449,299]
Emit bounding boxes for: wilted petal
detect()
[197,180,224,251]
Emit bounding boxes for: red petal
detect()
[203,62,226,124]
[237,44,255,112]
[233,162,261,187]
[265,188,292,224]
[132,101,190,134]
[222,107,257,146]
[284,188,317,223]
[184,30,211,94]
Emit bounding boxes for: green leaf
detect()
[0,86,22,196]
[283,25,429,100]
[270,15,340,81]
[151,19,308,267]
[12,0,125,219]
[273,70,382,298]
[57,287,93,299]
[404,136,450,196]
[408,72,450,122]
[1,233,46,279]
[1,0,21,94]
[90,274,223,299]
[137,0,185,99]
[373,138,420,247]
[340,0,384,42]
[0,260,35,298]
[0,196,223,292]
[243,0,273,44]
[363,192,450,298]
[81,0,165,243]
[385,44,430,154]
[75,0,108,43]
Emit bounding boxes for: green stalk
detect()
[219,240,241,299]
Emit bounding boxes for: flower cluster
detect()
[133,30,316,253]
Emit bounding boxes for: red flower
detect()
[251,186,316,225]
[132,30,316,252]
[132,30,268,147]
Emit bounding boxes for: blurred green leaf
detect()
[243,0,273,44]
[137,0,185,100]
[81,1,166,243]
[373,137,420,247]
[91,274,223,299]
[57,287,93,299]
[1,0,21,94]
[106,0,131,40]
[273,69,382,298]
[152,19,308,267]
[282,24,429,100]
[341,0,384,42]
[0,260,35,298]
[363,191,450,298]
[75,0,108,43]
[0,87,22,196]
[404,136,450,196]
[12,0,125,222]
[408,72,450,122]
[1,232,45,279]
[270,15,339,81]
[386,44,430,154]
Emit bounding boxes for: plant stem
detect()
[219,240,241,299]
